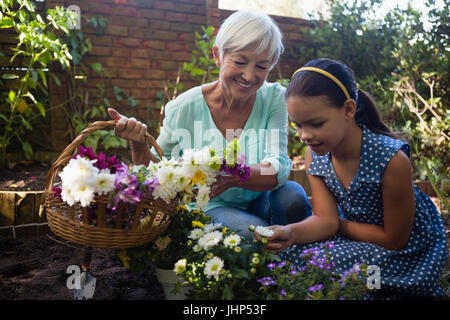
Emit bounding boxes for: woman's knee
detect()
[205,206,268,238]
[269,181,312,224]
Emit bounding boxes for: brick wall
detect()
[1,0,312,154]
[47,0,212,150]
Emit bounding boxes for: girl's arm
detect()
[261,148,340,252]
[338,150,415,250]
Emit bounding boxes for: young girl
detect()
[262,58,448,298]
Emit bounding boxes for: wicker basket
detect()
[44,120,178,249]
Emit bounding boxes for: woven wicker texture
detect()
[44,120,178,248]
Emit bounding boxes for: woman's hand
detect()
[108,108,157,165]
[254,225,294,253]
[107,108,148,146]
[209,174,240,199]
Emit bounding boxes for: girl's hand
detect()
[255,225,294,253]
[107,108,148,146]
[209,174,240,199]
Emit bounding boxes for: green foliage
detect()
[0,0,77,168]
[183,26,219,85]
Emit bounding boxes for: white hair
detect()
[214,10,284,70]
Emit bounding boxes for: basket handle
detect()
[45,120,164,192]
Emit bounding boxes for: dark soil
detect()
[0,161,49,191]
[0,158,448,300]
[0,233,165,300]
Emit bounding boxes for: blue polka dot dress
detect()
[282,126,448,298]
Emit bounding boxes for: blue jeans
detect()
[205,181,312,238]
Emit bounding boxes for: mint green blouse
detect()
[151,81,292,211]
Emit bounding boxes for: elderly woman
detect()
[108,10,311,236]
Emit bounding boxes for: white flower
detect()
[59,157,98,186]
[93,169,115,195]
[223,234,241,248]
[61,186,76,206]
[194,184,210,211]
[203,223,223,233]
[255,226,274,238]
[130,164,146,173]
[172,166,190,191]
[71,182,95,207]
[204,256,224,281]
[198,231,222,251]
[188,228,204,240]
[173,258,187,275]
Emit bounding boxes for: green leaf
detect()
[8,90,16,102]
[38,69,47,88]
[52,74,61,86]
[2,73,19,79]
[20,116,32,130]
[0,17,14,28]
[22,141,33,159]
[35,102,45,117]
[91,62,103,73]
[102,135,121,150]
[104,96,111,107]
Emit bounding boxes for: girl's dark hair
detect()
[286,58,397,139]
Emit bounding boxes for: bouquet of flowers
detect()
[53,139,251,231]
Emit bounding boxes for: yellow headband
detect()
[292,67,351,100]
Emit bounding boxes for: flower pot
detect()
[155,267,191,300]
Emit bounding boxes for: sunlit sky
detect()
[219,0,445,28]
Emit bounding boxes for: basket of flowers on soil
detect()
[44,120,224,248]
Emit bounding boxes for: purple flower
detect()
[220,157,251,182]
[76,146,122,173]
[299,247,320,257]
[325,242,335,249]
[236,154,246,165]
[109,164,142,210]
[280,289,287,297]
[289,268,299,275]
[267,262,277,270]
[143,177,160,193]
[77,145,97,161]
[257,276,277,286]
[308,284,324,292]
[277,261,286,268]
[106,155,121,173]
[52,187,62,201]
